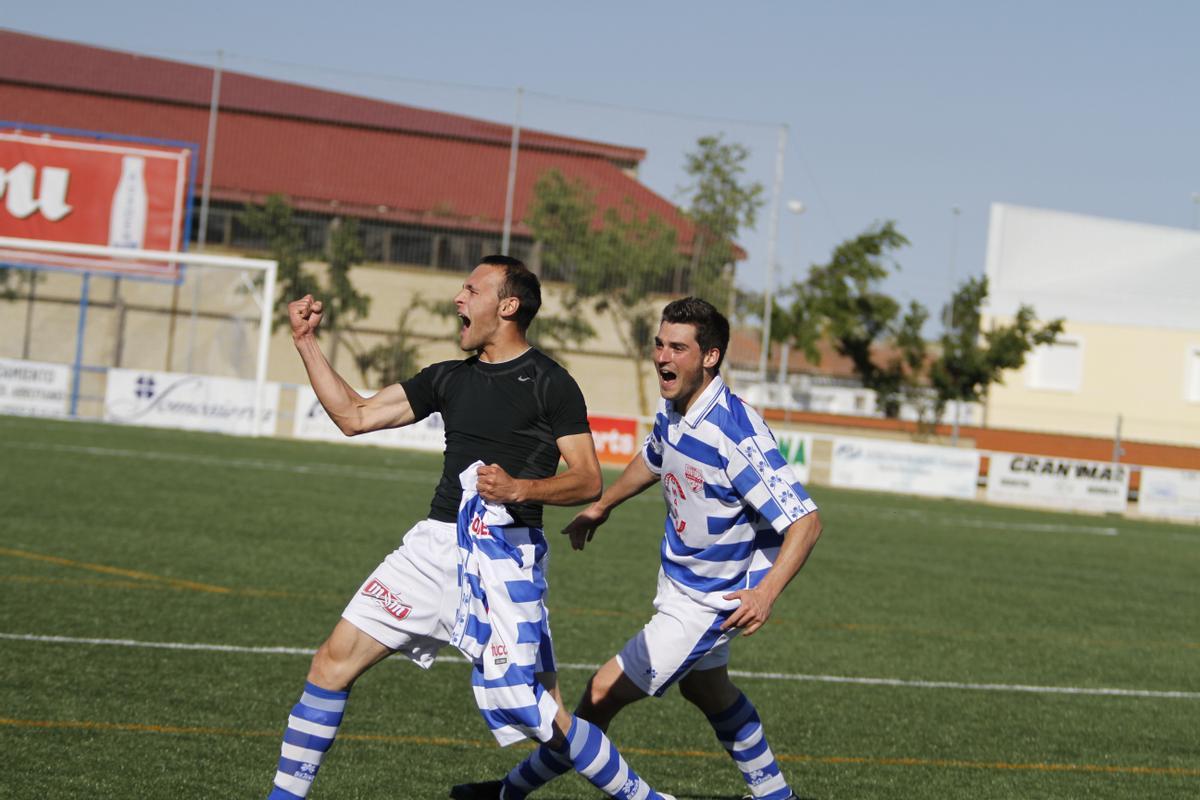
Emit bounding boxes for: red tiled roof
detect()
[0,30,645,165]
[0,30,711,246]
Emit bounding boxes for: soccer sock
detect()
[500,741,573,798]
[559,715,670,800]
[267,681,349,799]
[706,693,792,800]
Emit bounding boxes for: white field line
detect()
[3,632,1197,701]
[1,440,430,484]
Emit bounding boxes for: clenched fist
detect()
[289,295,324,340]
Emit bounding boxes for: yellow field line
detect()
[0,547,232,594]
[0,573,334,600]
[2,717,1196,778]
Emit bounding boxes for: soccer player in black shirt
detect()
[267,256,677,800]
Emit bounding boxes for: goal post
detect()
[0,235,278,436]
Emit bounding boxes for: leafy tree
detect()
[239,194,369,367]
[527,169,678,415]
[240,195,317,329]
[777,221,926,416]
[929,276,1063,422]
[354,302,423,388]
[678,135,764,307]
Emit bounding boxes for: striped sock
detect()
[267,682,349,799]
[501,741,573,798]
[706,693,791,800]
[559,716,671,800]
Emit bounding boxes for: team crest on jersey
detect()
[685,464,704,493]
[361,578,412,621]
[663,473,687,532]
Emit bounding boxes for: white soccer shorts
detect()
[616,569,739,697]
[342,518,556,671]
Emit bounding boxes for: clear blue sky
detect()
[8,1,1198,330]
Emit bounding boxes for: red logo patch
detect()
[361,578,412,621]
[685,464,704,493]
[470,514,491,537]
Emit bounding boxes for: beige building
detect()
[982,203,1200,447]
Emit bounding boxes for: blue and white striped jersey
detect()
[642,375,818,610]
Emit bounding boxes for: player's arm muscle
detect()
[514,432,603,506]
[293,333,416,435]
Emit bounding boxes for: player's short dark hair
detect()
[661,296,730,372]
[480,254,541,330]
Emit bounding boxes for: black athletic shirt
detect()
[401,347,591,528]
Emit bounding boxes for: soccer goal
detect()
[0,235,279,436]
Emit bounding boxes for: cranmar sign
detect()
[986,453,1129,513]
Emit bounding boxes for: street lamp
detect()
[758,200,806,407]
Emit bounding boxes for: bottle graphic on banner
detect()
[108,156,148,249]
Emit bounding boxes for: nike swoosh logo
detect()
[518,376,532,382]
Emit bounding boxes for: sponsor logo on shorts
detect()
[685,464,704,493]
[361,578,412,621]
[491,642,509,665]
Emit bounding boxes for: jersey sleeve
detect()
[399,361,446,422]
[541,367,592,439]
[723,432,818,533]
[641,409,667,475]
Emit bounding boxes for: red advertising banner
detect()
[0,128,192,277]
[589,414,640,465]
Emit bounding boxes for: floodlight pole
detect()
[758,125,788,389]
[501,87,523,256]
[189,49,224,373]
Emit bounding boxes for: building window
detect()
[1186,346,1200,403]
[1026,337,1084,392]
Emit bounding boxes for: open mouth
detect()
[658,366,677,388]
[458,314,471,331]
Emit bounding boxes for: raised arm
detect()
[561,452,660,551]
[289,295,416,434]
[476,431,602,508]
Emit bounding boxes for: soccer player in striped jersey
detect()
[269,256,677,800]
[452,297,822,800]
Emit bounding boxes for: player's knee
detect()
[307,639,359,691]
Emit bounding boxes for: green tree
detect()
[354,302,423,388]
[239,195,370,367]
[527,169,678,415]
[678,135,765,307]
[930,276,1063,422]
[777,221,927,417]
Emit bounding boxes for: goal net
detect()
[0,236,278,436]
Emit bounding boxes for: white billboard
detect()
[829,437,980,500]
[292,386,445,452]
[773,430,813,484]
[986,453,1129,513]
[104,368,280,436]
[1138,467,1200,523]
[0,358,70,417]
